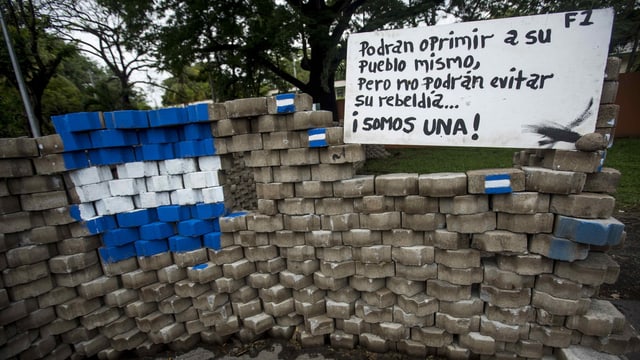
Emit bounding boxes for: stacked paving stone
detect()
[50,104,238,358]
[1,57,639,359]
[225,152,257,211]
[0,135,80,359]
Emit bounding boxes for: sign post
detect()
[344,9,614,149]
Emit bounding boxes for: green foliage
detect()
[447,0,640,71]
[161,64,212,106]
[0,45,149,137]
[0,0,77,135]
[102,0,443,113]
[0,78,29,138]
[52,0,155,109]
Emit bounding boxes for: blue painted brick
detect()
[135,239,169,257]
[58,132,92,151]
[175,139,216,158]
[187,103,210,122]
[178,219,214,237]
[133,146,144,161]
[226,211,248,218]
[554,215,625,246]
[484,174,512,194]
[157,205,192,222]
[183,123,212,140]
[105,110,149,129]
[99,243,136,263]
[52,114,68,133]
[140,144,175,161]
[534,235,589,262]
[90,129,139,148]
[69,204,94,221]
[192,263,209,270]
[103,228,140,247]
[89,147,136,166]
[69,205,82,221]
[149,107,188,127]
[139,128,180,144]
[55,112,103,133]
[67,112,104,132]
[174,140,201,158]
[116,208,158,227]
[203,232,222,250]
[85,215,118,234]
[275,93,296,113]
[199,138,216,155]
[139,221,175,240]
[308,128,327,148]
[192,203,225,219]
[169,235,202,253]
[62,151,90,170]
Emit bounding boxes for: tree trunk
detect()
[306,43,339,121]
[307,75,337,122]
[119,75,133,109]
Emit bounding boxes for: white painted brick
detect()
[108,179,147,196]
[198,156,222,171]
[161,158,198,175]
[183,172,207,189]
[77,182,110,202]
[76,203,97,220]
[117,161,159,178]
[202,187,225,203]
[171,189,203,205]
[184,171,221,189]
[95,196,135,215]
[134,192,171,208]
[69,166,113,186]
[147,175,184,192]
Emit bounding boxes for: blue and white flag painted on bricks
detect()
[56,108,230,263]
[275,93,296,113]
[484,174,512,194]
[308,128,328,147]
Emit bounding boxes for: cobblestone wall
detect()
[0,58,638,360]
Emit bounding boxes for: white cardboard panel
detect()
[344,9,614,149]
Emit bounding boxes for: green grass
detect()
[359,146,515,174]
[359,146,516,174]
[359,139,640,210]
[604,138,640,210]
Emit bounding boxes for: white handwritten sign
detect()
[344,9,614,149]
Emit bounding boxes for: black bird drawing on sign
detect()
[524,97,594,147]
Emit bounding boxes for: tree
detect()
[446,0,640,71]
[0,0,76,136]
[161,64,211,106]
[101,0,444,119]
[51,0,156,109]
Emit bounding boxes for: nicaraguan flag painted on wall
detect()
[308,128,328,148]
[484,174,512,194]
[55,107,229,263]
[275,93,296,113]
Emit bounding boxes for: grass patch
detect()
[359,139,640,210]
[603,138,640,210]
[359,146,516,175]
[359,146,515,174]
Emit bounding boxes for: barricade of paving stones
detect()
[0,57,638,360]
